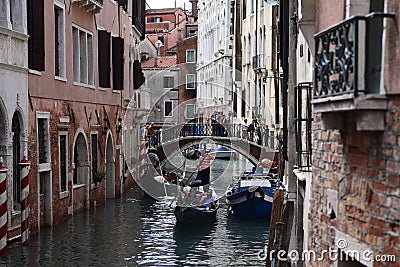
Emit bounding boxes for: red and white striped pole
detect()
[19,155,30,246]
[139,132,149,178]
[0,158,8,256]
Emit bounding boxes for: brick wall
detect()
[309,98,400,266]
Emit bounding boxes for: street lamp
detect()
[155,39,164,57]
[154,40,164,67]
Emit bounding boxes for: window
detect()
[164,76,174,89]
[164,101,173,117]
[28,0,45,71]
[54,4,65,78]
[98,30,111,88]
[185,104,195,119]
[261,0,264,8]
[158,35,165,44]
[186,50,196,63]
[38,118,49,164]
[91,134,98,183]
[59,134,67,192]
[72,26,94,85]
[252,0,255,13]
[155,17,162,22]
[186,74,195,89]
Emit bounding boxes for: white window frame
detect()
[72,24,94,88]
[36,112,51,172]
[186,74,196,89]
[164,100,173,117]
[185,104,195,119]
[58,131,69,198]
[163,75,175,89]
[54,1,66,79]
[186,50,196,63]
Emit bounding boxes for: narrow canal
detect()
[3,158,270,266]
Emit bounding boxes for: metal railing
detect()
[295,82,313,172]
[252,54,266,70]
[92,0,103,5]
[148,123,277,149]
[314,12,395,98]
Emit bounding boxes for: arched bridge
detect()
[150,123,278,166]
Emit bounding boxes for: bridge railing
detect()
[148,123,277,149]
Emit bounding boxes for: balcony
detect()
[74,0,103,14]
[312,12,395,131]
[252,54,266,71]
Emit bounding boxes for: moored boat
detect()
[225,172,286,218]
[210,147,237,160]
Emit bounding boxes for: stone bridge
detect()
[151,124,278,166]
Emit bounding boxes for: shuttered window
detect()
[164,76,174,89]
[27,0,45,71]
[112,36,124,90]
[72,26,93,85]
[133,60,145,89]
[98,30,111,88]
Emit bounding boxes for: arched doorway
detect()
[73,132,89,211]
[106,134,115,198]
[12,112,21,210]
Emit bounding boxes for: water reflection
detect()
[4,157,269,266]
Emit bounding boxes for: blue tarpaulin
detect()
[265,0,279,5]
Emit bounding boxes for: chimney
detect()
[190,0,198,20]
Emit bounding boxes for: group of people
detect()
[184,188,215,208]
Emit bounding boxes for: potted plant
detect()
[93,170,106,184]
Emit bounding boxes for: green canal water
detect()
[3,158,271,266]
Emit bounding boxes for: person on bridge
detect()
[190,150,215,191]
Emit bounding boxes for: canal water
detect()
[3,157,271,266]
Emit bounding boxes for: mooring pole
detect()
[0,158,8,256]
[266,189,285,266]
[19,155,31,246]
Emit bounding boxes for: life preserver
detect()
[246,187,265,205]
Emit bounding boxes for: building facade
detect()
[238,0,278,128]
[177,35,198,123]
[26,0,144,234]
[303,0,400,266]
[197,0,234,118]
[0,0,29,240]
[145,8,187,56]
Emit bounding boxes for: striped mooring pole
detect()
[0,158,8,256]
[19,156,30,246]
[139,134,149,178]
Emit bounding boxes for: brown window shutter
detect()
[98,30,111,88]
[27,0,45,71]
[112,37,124,90]
[133,60,145,89]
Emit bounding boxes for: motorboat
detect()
[210,147,237,160]
[225,172,286,218]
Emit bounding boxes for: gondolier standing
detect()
[190,150,215,191]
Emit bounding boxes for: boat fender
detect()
[246,187,264,205]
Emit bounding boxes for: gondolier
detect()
[190,150,215,191]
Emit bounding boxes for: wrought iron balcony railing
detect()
[314,12,395,99]
[252,54,266,70]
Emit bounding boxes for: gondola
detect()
[174,187,219,224]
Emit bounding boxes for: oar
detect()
[159,166,168,198]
